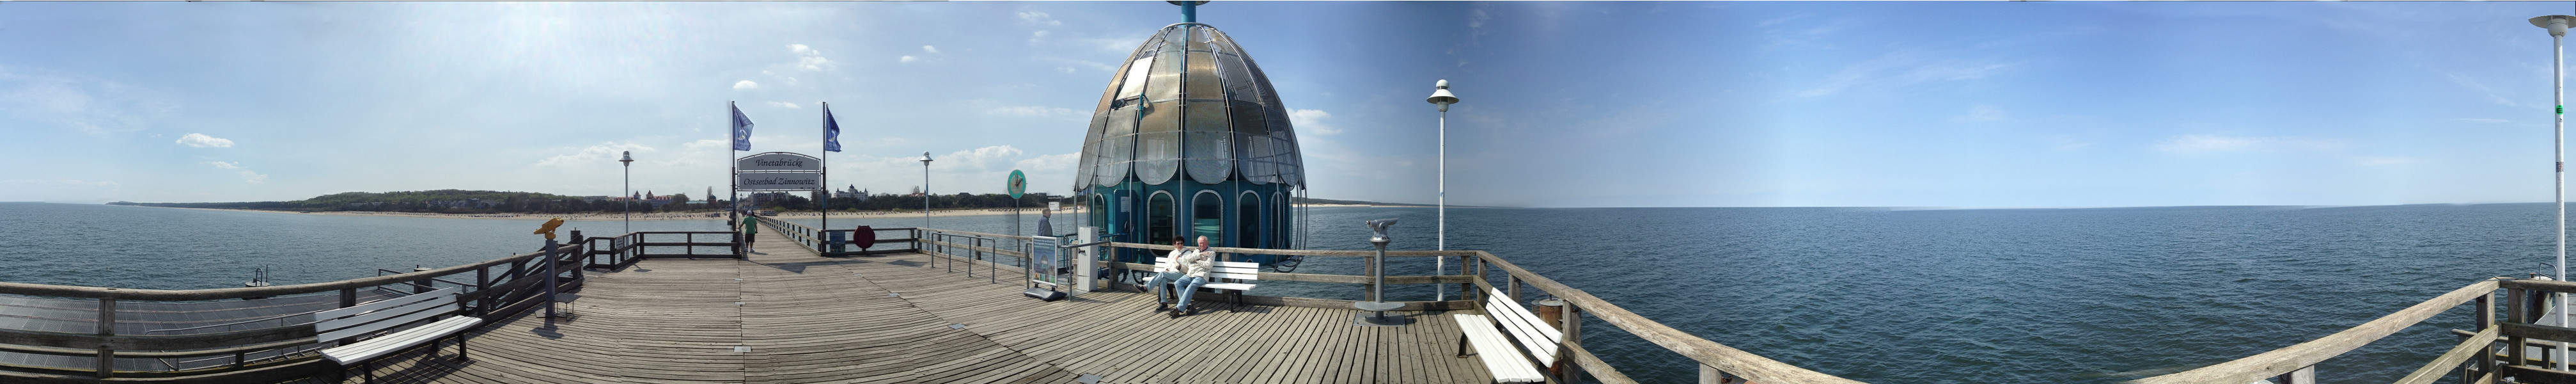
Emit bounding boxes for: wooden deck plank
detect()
[325,229,1484,383]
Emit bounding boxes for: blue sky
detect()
[3,1,2573,208]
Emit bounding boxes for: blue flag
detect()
[822,103,843,152]
[731,103,755,151]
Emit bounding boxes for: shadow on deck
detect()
[317,230,1492,383]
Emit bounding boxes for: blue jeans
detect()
[1170,276,1206,310]
[1145,272,1183,303]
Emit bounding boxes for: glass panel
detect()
[1183,100,1232,184]
[1115,56,1153,101]
[1146,29,1186,102]
[1088,195,1107,230]
[1148,192,1176,246]
[1191,191,1222,246]
[1217,53,1258,102]
[1187,26,1214,51]
[1134,100,1180,185]
[1237,192,1260,248]
[1095,105,1141,187]
[1185,49,1222,99]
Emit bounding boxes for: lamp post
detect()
[921,152,934,229]
[620,150,634,234]
[2537,14,2573,370]
[1425,79,1459,301]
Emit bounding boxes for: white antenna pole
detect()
[2540,14,2573,371]
[1426,79,1460,302]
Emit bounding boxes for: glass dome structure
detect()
[1075,22,1304,264]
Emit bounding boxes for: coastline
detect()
[141,203,1391,221]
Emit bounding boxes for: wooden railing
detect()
[0,241,592,383]
[2129,278,2508,384]
[749,216,921,257]
[899,228,1864,384]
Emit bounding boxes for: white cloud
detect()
[175,132,234,148]
[1015,152,1081,172]
[203,161,263,183]
[733,80,759,90]
[1797,51,2014,98]
[922,45,940,54]
[1029,30,1053,44]
[984,106,1081,118]
[2455,118,2511,124]
[0,67,175,136]
[536,141,657,168]
[1058,67,1077,74]
[769,101,800,109]
[1289,108,1340,134]
[2153,134,2345,153]
[1017,11,1061,26]
[790,44,833,71]
[2354,156,2419,166]
[2446,72,2517,108]
[900,56,919,63]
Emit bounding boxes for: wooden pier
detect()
[0,220,1866,384]
[329,228,1492,383]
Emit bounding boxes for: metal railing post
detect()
[95,296,114,378]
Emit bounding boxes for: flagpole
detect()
[821,101,830,244]
[730,100,740,254]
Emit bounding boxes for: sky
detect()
[4,1,2576,208]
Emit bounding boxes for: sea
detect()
[0,202,2552,383]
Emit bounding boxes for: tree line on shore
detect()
[108,189,1066,214]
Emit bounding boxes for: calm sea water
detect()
[0,202,2552,383]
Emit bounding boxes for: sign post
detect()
[735,152,824,250]
[1008,170,1026,237]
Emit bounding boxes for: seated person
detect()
[1166,236,1215,317]
[1142,237,1195,310]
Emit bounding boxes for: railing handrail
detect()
[2128,278,2503,383]
[0,243,579,301]
[1101,242,1474,258]
[1470,250,1865,384]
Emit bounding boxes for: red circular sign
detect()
[852,225,877,250]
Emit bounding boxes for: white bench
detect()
[1455,287,1563,383]
[1149,255,1261,311]
[314,287,483,383]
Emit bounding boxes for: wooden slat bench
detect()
[313,286,483,383]
[1149,255,1261,311]
[1455,287,1563,383]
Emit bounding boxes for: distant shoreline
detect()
[139,204,1391,221]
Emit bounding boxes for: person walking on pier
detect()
[1035,209,1054,238]
[740,214,759,250]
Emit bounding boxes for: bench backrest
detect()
[1481,287,1566,368]
[313,287,465,342]
[1151,256,1261,282]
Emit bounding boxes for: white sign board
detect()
[738,153,821,172]
[737,173,825,191]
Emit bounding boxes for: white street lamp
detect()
[2537,14,2573,371]
[620,150,634,234]
[1426,79,1459,301]
[921,152,935,229]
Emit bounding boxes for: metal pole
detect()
[822,102,829,245]
[623,162,630,234]
[924,158,932,229]
[1436,107,1446,302]
[2556,17,2570,370]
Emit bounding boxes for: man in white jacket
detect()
[1165,236,1215,317]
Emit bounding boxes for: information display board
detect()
[1030,236,1061,286]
